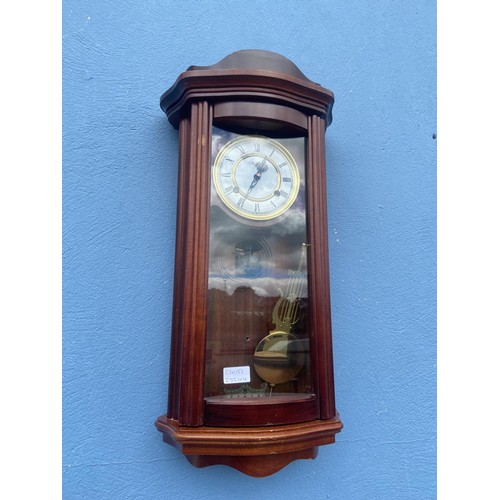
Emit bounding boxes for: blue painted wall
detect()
[63,1,436,498]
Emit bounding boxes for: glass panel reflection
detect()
[205,127,312,402]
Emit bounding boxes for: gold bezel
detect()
[212,135,300,221]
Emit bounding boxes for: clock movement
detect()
[155,50,342,477]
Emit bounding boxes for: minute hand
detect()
[246,159,268,196]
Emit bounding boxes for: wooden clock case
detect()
[155,50,342,477]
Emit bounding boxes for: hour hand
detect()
[246,159,267,194]
[247,172,261,192]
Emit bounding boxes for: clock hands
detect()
[245,158,269,196]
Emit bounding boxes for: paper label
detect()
[223,365,251,385]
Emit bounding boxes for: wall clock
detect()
[155,49,342,477]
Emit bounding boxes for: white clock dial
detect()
[213,136,300,221]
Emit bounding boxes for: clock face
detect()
[212,136,300,221]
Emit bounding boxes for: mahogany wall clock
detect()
[155,49,342,477]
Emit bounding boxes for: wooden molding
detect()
[156,415,343,477]
[161,50,334,129]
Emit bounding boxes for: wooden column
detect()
[307,114,336,419]
[168,101,212,426]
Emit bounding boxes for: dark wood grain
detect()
[166,116,190,420]
[307,115,336,419]
[167,101,212,426]
[204,393,317,427]
[161,50,333,129]
[183,100,212,425]
[155,415,342,477]
[214,101,308,134]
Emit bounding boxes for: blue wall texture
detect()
[63,1,436,498]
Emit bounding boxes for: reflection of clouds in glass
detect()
[209,242,309,299]
[209,253,275,276]
[209,205,306,240]
[211,234,274,283]
[208,275,309,299]
[208,129,309,298]
[268,207,306,237]
[285,244,308,270]
[212,128,235,161]
[280,137,305,167]
[208,204,308,284]
[211,128,306,169]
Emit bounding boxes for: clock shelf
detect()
[156,415,343,478]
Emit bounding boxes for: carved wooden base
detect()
[155,415,342,477]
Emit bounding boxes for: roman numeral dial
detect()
[213,135,300,221]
